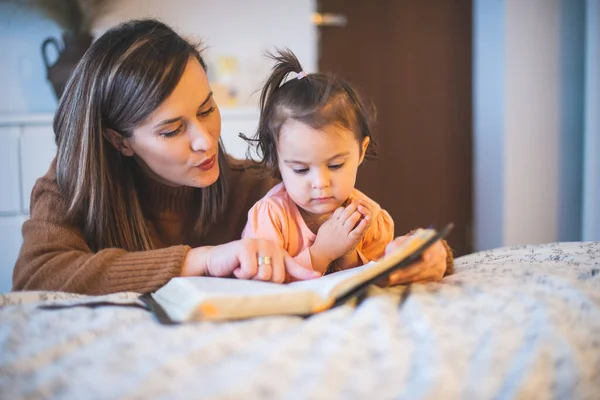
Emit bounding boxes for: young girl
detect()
[241,49,394,276]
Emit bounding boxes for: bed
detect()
[1,241,599,399]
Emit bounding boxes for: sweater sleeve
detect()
[12,171,189,295]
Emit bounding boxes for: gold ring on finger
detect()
[258,256,272,266]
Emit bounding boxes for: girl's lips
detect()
[197,155,216,171]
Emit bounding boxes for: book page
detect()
[166,276,301,295]
[152,277,323,322]
[288,263,375,299]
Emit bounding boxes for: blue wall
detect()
[473,0,505,250]
[582,0,600,240]
[474,0,588,249]
[0,4,62,114]
[558,0,585,241]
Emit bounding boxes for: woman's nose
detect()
[189,121,215,152]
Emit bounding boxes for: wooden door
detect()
[318,0,473,256]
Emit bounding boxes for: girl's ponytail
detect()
[243,49,306,174]
[259,49,304,115]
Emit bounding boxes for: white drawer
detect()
[20,125,56,212]
[0,215,27,293]
[0,126,21,213]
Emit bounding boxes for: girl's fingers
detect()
[348,216,369,239]
[332,207,344,220]
[339,201,358,222]
[343,210,363,231]
[357,204,372,217]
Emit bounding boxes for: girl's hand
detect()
[355,198,378,232]
[310,201,371,271]
[181,239,320,283]
[383,235,448,285]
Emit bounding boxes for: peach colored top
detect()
[242,182,394,271]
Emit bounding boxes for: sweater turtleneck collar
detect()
[132,163,197,219]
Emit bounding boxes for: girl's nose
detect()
[189,121,215,152]
[312,169,330,189]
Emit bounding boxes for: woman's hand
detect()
[181,239,320,283]
[384,234,448,285]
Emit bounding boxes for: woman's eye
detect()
[293,168,309,175]
[198,107,215,117]
[160,125,183,138]
[329,163,344,170]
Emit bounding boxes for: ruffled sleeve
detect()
[242,200,286,246]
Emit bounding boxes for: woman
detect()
[12,19,451,295]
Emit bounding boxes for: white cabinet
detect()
[0,109,257,292]
[20,125,57,212]
[0,215,27,292]
[0,126,21,213]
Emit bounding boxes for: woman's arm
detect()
[12,173,189,294]
[14,166,316,294]
[383,232,454,286]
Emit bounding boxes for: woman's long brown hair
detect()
[54,19,227,252]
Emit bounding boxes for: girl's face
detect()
[126,57,221,187]
[277,119,369,217]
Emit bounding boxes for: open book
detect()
[142,223,453,323]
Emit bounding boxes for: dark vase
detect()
[41,32,93,99]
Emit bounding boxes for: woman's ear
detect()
[358,137,370,164]
[103,128,134,157]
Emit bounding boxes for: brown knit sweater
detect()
[12,159,277,295]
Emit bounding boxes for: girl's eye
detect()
[160,125,183,138]
[329,163,344,170]
[198,106,215,117]
[293,168,309,175]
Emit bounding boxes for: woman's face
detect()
[128,57,221,188]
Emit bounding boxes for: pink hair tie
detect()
[297,71,307,80]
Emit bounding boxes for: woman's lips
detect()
[197,155,216,171]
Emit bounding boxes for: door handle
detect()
[311,13,348,27]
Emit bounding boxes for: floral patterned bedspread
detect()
[1,242,599,399]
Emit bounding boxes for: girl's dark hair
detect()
[242,48,376,177]
[54,19,228,252]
